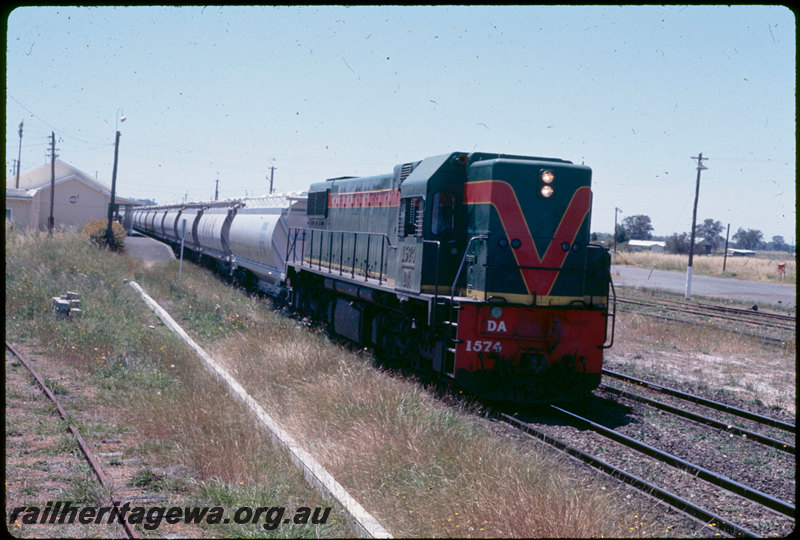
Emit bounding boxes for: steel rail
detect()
[617,298,795,331]
[550,405,795,518]
[499,412,762,538]
[615,308,787,343]
[630,296,796,323]
[603,369,796,433]
[600,384,795,454]
[5,341,140,539]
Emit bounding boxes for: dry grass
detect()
[608,307,796,414]
[4,224,350,537]
[205,320,666,538]
[612,251,796,284]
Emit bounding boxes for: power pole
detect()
[215,175,219,201]
[106,130,121,249]
[613,207,623,254]
[48,132,57,235]
[15,120,23,188]
[685,153,708,299]
[268,165,276,194]
[722,223,730,272]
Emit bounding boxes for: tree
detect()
[732,228,764,250]
[695,218,724,249]
[614,223,628,246]
[665,232,690,254]
[769,235,789,252]
[622,214,653,240]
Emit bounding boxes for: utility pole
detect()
[268,165,276,194]
[106,130,121,249]
[15,120,23,188]
[722,223,730,272]
[215,175,219,201]
[613,207,623,254]
[685,153,709,299]
[48,132,57,235]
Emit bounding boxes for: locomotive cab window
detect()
[431,191,455,237]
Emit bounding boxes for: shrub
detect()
[82,218,125,251]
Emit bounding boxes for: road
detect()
[611,265,796,310]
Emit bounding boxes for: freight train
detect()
[130,151,615,403]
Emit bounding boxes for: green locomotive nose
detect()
[463,157,594,306]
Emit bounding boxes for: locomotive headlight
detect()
[490,306,503,318]
[538,170,555,198]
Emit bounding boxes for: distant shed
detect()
[628,240,666,252]
[727,248,756,257]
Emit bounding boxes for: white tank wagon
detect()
[160,207,184,243]
[228,193,307,296]
[146,209,161,235]
[194,201,242,264]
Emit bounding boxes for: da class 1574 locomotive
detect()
[131,151,615,403]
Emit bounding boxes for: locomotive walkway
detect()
[611,265,796,309]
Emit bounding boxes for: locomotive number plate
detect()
[464,340,502,353]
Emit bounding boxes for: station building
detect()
[6,160,143,232]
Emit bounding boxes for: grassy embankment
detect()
[612,250,796,284]
[5,225,669,537]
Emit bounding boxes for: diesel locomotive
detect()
[131,151,614,403]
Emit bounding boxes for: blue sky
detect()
[5,5,796,242]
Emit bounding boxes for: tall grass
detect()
[4,224,349,537]
[612,250,796,284]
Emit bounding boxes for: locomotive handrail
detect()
[422,239,441,326]
[450,235,488,303]
[602,276,617,349]
[287,227,394,285]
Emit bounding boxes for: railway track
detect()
[602,369,796,434]
[500,405,795,537]
[616,295,796,341]
[495,368,796,537]
[5,341,140,539]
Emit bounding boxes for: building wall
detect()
[5,199,32,227]
[33,178,110,230]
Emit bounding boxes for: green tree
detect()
[614,223,628,246]
[695,218,724,249]
[665,232,690,254]
[769,235,789,252]
[732,228,764,250]
[622,214,653,240]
